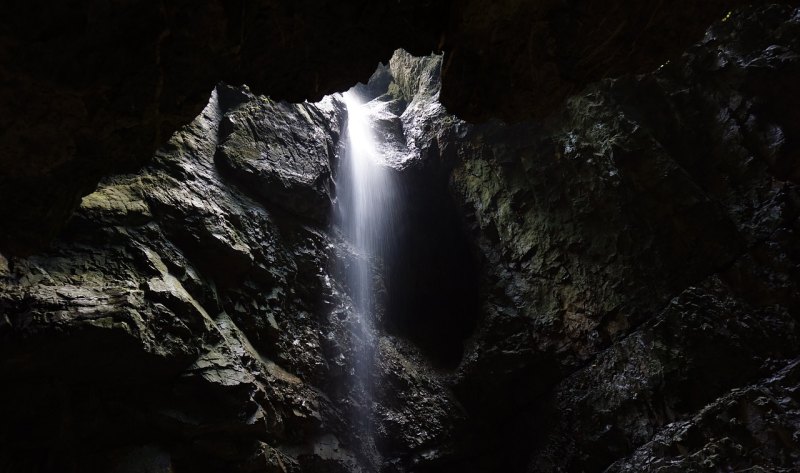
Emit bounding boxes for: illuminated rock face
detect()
[2,5,800,473]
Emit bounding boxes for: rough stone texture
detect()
[215,95,342,223]
[443,5,800,471]
[607,358,800,472]
[0,81,463,472]
[1,0,770,254]
[3,4,800,473]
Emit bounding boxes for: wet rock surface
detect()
[1,84,340,471]
[2,4,800,473]
[445,5,800,471]
[0,73,463,472]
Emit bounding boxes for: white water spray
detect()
[340,92,396,259]
[337,90,398,456]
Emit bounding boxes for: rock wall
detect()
[446,5,800,471]
[0,73,464,473]
[2,4,800,473]
[0,85,368,471]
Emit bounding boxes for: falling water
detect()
[336,90,397,458]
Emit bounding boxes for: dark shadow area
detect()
[383,173,482,369]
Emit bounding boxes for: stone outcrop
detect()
[2,4,800,473]
[0,74,464,471]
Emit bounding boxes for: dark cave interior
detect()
[383,165,482,370]
[2,2,800,473]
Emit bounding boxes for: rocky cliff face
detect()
[0,70,465,472]
[447,5,800,471]
[0,85,353,471]
[2,4,800,473]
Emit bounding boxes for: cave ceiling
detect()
[0,0,765,253]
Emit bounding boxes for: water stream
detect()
[336,90,398,460]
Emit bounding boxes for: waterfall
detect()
[336,90,398,458]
